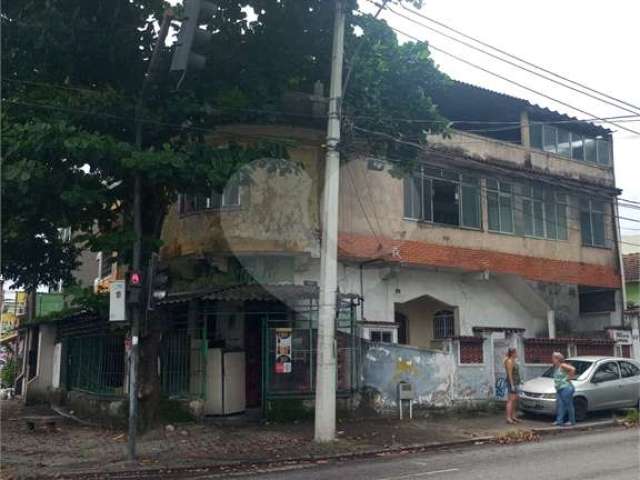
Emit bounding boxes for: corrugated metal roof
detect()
[430,80,612,141]
[159,284,319,305]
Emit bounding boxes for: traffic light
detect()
[170,0,217,73]
[126,270,143,306]
[147,253,169,311]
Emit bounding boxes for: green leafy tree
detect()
[1,0,448,424]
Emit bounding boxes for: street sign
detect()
[109,280,127,322]
[609,329,633,345]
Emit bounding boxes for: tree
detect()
[1,0,448,425]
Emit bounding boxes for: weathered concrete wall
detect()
[361,343,455,408]
[428,130,615,188]
[25,325,57,402]
[340,156,617,271]
[161,126,324,260]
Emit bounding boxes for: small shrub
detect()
[157,398,194,424]
[622,409,639,427]
[265,399,313,423]
[0,357,18,388]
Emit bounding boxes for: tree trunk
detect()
[137,313,164,430]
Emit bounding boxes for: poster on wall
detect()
[275,328,292,374]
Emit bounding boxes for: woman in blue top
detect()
[551,352,577,426]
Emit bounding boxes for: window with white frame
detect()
[180,183,241,214]
[580,199,607,247]
[433,310,455,339]
[403,165,481,229]
[487,179,514,234]
[529,124,610,166]
[370,330,393,343]
[522,184,568,240]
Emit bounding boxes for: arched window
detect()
[433,310,455,339]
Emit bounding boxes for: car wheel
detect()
[574,397,588,422]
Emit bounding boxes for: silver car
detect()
[519,356,640,421]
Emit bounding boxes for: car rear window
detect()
[542,360,593,379]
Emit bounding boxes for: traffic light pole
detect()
[128,10,173,461]
[314,0,345,443]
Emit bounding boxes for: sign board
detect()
[109,280,127,322]
[609,329,633,345]
[274,328,292,374]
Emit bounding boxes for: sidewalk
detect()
[0,399,622,479]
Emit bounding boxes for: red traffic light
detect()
[130,272,142,286]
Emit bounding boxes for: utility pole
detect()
[314,0,345,443]
[128,9,173,460]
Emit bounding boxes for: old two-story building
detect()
[155,81,630,413]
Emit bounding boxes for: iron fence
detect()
[66,334,125,395]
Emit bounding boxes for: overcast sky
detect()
[359,0,640,238]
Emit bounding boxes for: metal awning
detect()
[159,284,320,306]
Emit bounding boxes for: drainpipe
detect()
[547,310,556,339]
[610,137,626,326]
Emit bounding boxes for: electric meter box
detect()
[398,381,414,400]
[109,280,127,322]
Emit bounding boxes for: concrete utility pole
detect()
[128,9,173,460]
[315,0,345,443]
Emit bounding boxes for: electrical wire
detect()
[395,2,640,115]
[365,0,640,117]
[6,78,640,128]
[361,18,640,137]
[7,95,640,209]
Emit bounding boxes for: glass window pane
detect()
[210,191,222,209]
[580,209,592,245]
[523,199,534,236]
[462,174,479,185]
[530,124,543,149]
[461,185,480,228]
[432,179,458,225]
[592,211,605,246]
[422,178,432,221]
[557,129,571,157]
[571,133,583,161]
[404,176,421,219]
[533,184,544,200]
[545,201,558,239]
[499,195,513,233]
[584,138,596,163]
[533,201,545,237]
[488,192,500,231]
[223,183,240,206]
[500,182,512,194]
[486,178,498,190]
[543,125,557,152]
[597,139,610,165]
[557,205,568,240]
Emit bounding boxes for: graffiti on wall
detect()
[494,377,507,399]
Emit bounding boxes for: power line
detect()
[370,1,640,118]
[394,2,640,115]
[364,17,640,137]
[6,77,640,128]
[8,95,640,209]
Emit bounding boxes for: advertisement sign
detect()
[609,329,633,345]
[275,328,292,374]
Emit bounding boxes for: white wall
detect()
[298,261,548,337]
[25,324,57,399]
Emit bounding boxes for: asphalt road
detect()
[233,428,640,480]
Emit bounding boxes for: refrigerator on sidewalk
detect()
[205,348,246,415]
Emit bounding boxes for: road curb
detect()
[31,420,624,479]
